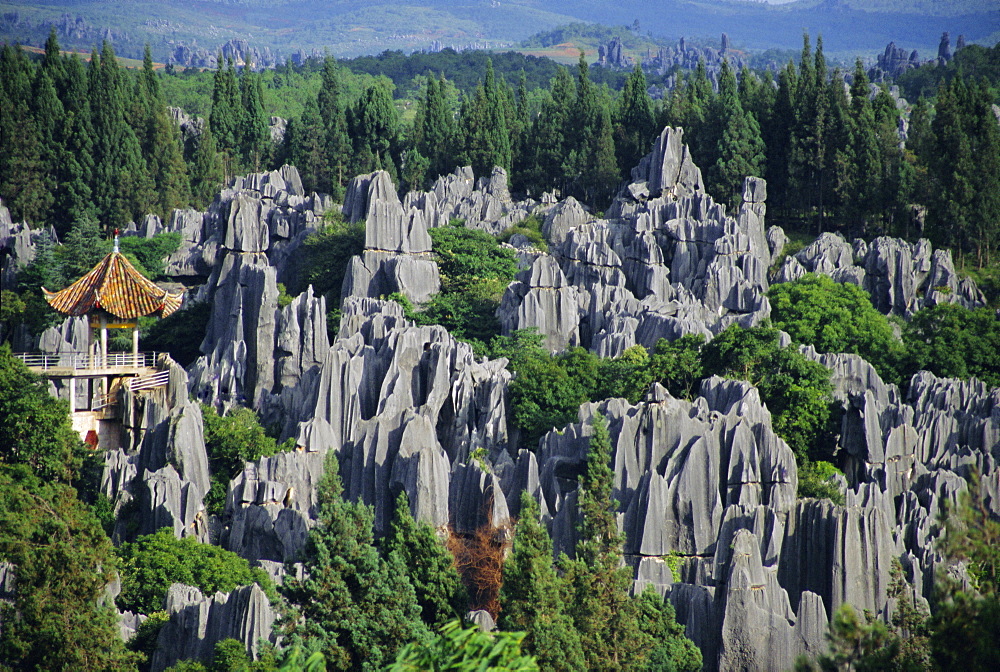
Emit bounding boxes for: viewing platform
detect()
[15,351,161,378]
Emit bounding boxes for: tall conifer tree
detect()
[500,492,585,671]
[615,63,655,177]
[318,56,351,199]
[281,454,428,670]
[189,125,225,210]
[239,60,270,171]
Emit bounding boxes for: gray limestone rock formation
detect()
[542,196,588,245]
[341,170,440,304]
[225,450,326,563]
[76,117,999,672]
[498,255,581,352]
[403,166,535,236]
[785,232,984,316]
[627,127,704,200]
[151,583,278,672]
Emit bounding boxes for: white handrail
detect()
[129,370,170,392]
[13,351,160,371]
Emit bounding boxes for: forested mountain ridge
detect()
[2,28,1000,672]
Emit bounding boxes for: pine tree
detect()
[40,27,65,85]
[824,70,854,226]
[384,491,467,627]
[615,63,655,178]
[710,59,765,208]
[499,491,586,671]
[353,80,399,180]
[210,56,241,178]
[90,41,154,227]
[288,97,328,194]
[565,52,618,206]
[318,56,351,199]
[52,52,97,230]
[417,73,456,185]
[187,126,223,210]
[239,60,270,171]
[848,60,882,236]
[522,65,575,195]
[765,61,797,215]
[282,454,428,671]
[560,414,650,670]
[461,58,512,179]
[927,75,1000,266]
[635,588,703,672]
[0,45,52,226]
[788,34,830,231]
[140,45,191,218]
[714,107,766,209]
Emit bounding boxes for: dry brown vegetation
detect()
[446,518,513,619]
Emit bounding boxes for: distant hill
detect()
[1,0,996,63]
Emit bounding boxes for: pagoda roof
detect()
[44,251,183,319]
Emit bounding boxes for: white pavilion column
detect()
[68,377,76,413]
[132,324,140,367]
[100,314,108,369]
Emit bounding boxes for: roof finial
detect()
[113,228,120,254]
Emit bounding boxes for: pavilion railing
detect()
[13,351,160,371]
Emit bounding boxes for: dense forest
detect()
[3,34,999,263]
[2,26,1000,672]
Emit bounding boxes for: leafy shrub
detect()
[293,211,365,303]
[797,460,845,504]
[201,404,293,514]
[142,301,212,367]
[388,621,538,671]
[0,345,88,483]
[117,232,182,279]
[117,528,271,614]
[701,323,837,463]
[389,222,519,353]
[648,334,707,400]
[768,273,904,384]
[499,214,547,252]
[901,303,1000,388]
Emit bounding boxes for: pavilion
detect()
[16,236,183,427]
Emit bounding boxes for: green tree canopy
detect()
[384,491,468,626]
[499,492,585,671]
[768,274,904,384]
[387,620,538,672]
[281,453,429,671]
[901,304,1000,388]
[0,344,88,483]
[0,464,141,670]
[702,323,836,463]
[116,527,270,614]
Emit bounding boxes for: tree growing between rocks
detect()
[281,453,429,671]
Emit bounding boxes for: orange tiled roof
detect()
[43,251,183,319]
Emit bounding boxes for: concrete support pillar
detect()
[68,377,76,413]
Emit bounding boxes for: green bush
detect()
[293,211,365,303]
[117,527,271,614]
[428,225,518,287]
[901,303,1000,388]
[797,460,845,504]
[499,214,547,252]
[389,222,519,353]
[201,405,293,514]
[388,621,538,672]
[768,273,904,384]
[142,302,212,367]
[702,323,837,464]
[117,232,182,279]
